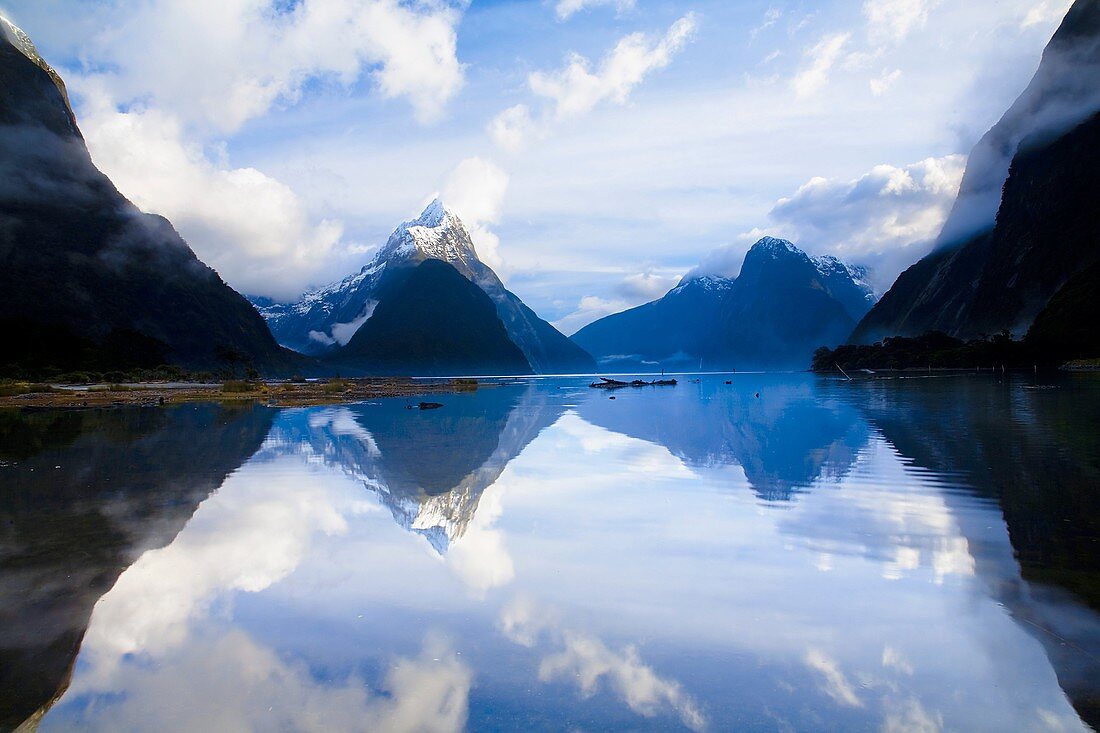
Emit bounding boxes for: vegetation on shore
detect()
[0,377,478,409]
[812,330,1098,373]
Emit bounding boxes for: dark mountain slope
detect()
[852,0,1100,344]
[1026,261,1100,360]
[964,110,1100,336]
[711,239,864,369]
[329,259,533,376]
[0,17,299,376]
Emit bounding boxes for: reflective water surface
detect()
[2,374,1099,732]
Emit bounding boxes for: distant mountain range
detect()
[0,16,298,377]
[852,0,1100,352]
[255,200,594,375]
[573,237,875,370]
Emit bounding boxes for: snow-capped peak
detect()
[377,198,479,266]
[413,197,451,228]
[751,236,803,257]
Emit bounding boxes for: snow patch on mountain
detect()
[378,197,479,265]
[813,254,876,301]
[753,236,801,256]
[672,274,735,294]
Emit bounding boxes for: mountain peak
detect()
[378,198,478,266]
[1,14,76,123]
[410,197,452,229]
[750,236,803,257]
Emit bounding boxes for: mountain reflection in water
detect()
[0,374,1097,732]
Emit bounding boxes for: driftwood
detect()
[589,377,678,390]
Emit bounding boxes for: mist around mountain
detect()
[256,200,594,375]
[572,237,875,371]
[0,16,302,379]
[851,0,1100,353]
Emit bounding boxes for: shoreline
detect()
[0,377,481,410]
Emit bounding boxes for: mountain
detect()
[852,0,1100,345]
[0,16,298,376]
[256,200,596,374]
[572,237,875,370]
[327,259,533,376]
[570,275,734,369]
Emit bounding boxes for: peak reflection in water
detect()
[7,375,1100,732]
[577,376,868,501]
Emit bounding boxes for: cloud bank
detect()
[67,0,466,300]
[686,155,965,291]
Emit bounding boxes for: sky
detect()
[0,0,1075,333]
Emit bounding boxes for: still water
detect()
[2,374,1099,732]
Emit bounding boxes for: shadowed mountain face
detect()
[257,200,595,374]
[0,404,274,732]
[0,18,298,376]
[852,0,1100,345]
[573,237,874,370]
[577,378,868,501]
[327,259,534,377]
[841,375,1100,727]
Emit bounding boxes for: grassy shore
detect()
[0,377,481,409]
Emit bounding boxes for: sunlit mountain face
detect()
[4,375,1100,732]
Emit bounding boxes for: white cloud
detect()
[683,155,965,289]
[550,270,679,333]
[445,483,515,594]
[77,457,355,681]
[441,157,510,269]
[617,272,679,301]
[77,82,347,300]
[488,104,537,153]
[64,630,472,733]
[863,0,938,43]
[530,13,698,119]
[751,7,782,40]
[766,155,966,287]
[792,33,850,97]
[499,594,558,647]
[540,631,708,731]
[554,295,632,335]
[881,646,914,675]
[1021,0,1073,28]
[81,0,465,132]
[487,14,697,156]
[555,0,636,21]
[870,68,903,96]
[882,698,943,733]
[66,0,466,300]
[804,648,863,708]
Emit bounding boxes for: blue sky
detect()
[0,0,1074,332]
